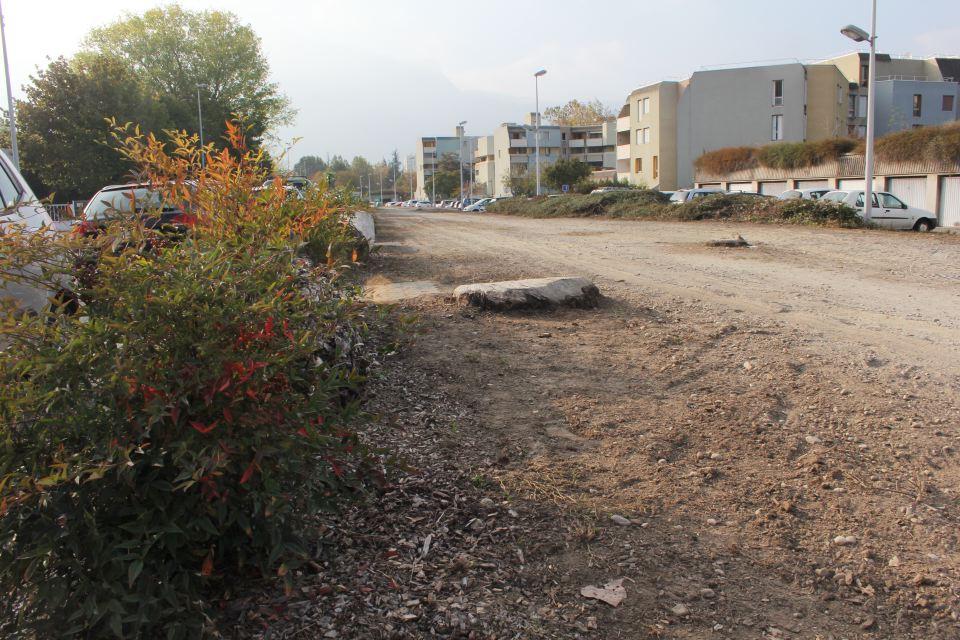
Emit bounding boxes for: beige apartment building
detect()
[472,113,616,197]
[616,53,960,191]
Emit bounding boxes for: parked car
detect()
[459,198,483,209]
[820,190,938,231]
[590,186,631,194]
[77,184,196,238]
[778,188,832,201]
[412,200,433,210]
[0,150,74,314]
[669,188,724,204]
[726,191,771,198]
[463,197,494,212]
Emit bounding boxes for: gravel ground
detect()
[223,210,960,639]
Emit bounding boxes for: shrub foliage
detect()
[695,139,858,176]
[0,122,376,637]
[488,191,863,228]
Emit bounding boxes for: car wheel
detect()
[913,219,932,232]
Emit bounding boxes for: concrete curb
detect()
[351,211,376,244]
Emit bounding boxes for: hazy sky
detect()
[3,0,959,164]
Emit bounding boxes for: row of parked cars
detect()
[382,196,511,213]
[0,154,317,314]
[666,187,938,231]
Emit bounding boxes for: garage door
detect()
[838,178,864,190]
[797,179,829,189]
[939,176,960,228]
[727,182,753,192]
[759,181,788,196]
[886,177,926,209]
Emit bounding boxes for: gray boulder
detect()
[454,277,600,310]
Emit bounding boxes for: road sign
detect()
[562,184,569,193]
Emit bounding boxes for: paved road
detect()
[374,209,960,382]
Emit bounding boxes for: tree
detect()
[544,99,614,126]
[503,172,536,197]
[327,155,349,172]
[293,155,327,178]
[14,56,169,200]
[81,4,292,149]
[543,159,593,191]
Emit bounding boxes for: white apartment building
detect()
[472,113,616,197]
[414,130,478,200]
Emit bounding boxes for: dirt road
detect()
[350,210,960,639]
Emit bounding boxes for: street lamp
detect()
[533,69,547,196]
[841,0,877,223]
[431,136,437,204]
[457,120,467,201]
[0,0,20,170]
[196,83,207,167]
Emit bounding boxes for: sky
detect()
[3,0,960,165]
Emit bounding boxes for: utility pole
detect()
[379,169,383,204]
[195,84,207,167]
[431,137,437,204]
[534,69,547,196]
[457,120,467,201]
[0,0,20,170]
[392,163,397,201]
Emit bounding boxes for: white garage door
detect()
[887,177,926,210]
[727,182,753,192]
[797,179,829,189]
[759,181,788,196]
[939,176,960,228]
[838,178,864,190]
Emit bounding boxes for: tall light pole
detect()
[841,1,877,224]
[392,162,397,202]
[1,0,20,170]
[533,69,547,196]
[196,84,207,167]
[457,120,467,201]
[378,169,383,204]
[431,136,437,204]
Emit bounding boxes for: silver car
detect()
[778,188,832,201]
[820,190,938,231]
[0,150,68,313]
[669,188,724,204]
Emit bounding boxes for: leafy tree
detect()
[14,56,169,200]
[543,159,593,191]
[293,155,327,178]
[80,4,292,149]
[544,98,614,126]
[503,173,536,197]
[327,155,349,171]
[350,156,372,174]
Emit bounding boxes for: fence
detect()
[45,201,87,221]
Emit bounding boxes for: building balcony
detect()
[568,139,586,148]
[509,138,529,148]
[617,116,631,133]
[616,145,631,160]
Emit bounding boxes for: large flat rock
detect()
[454,277,600,310]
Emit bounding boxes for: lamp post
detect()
[1,0,20,170]
[841,1,877,223]
[392,162,397,202]
[533,69,547,196]
[378,169,383,205]
[196,83,207,167]
[457,120,467,201]
[431,136,437,204]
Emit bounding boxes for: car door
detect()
[855,192,891,227]
[877,193,913,229]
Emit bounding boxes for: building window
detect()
[643,97,650,114]
[859,64,869,87]
[857,96,867,118]
[848,94,857,118]
[636,129,642,144]
[944,95,956,112]
[653,155,659,179]
[635,158,642,173]
[771,115,783,141]
[913,94,922,117]
[772,79,783,106]
[643,128,651,143]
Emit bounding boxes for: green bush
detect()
[875,121,960,164]
[489,191,862,228]
[696,138,858,175]
[0,124,376,637]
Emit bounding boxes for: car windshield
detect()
[84,188,179,220]
[669,191,686,202]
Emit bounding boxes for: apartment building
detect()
[472,113,616,197]
[617,53,960,190]
[414,130,478,200]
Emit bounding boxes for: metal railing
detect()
[45,201,86,221]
